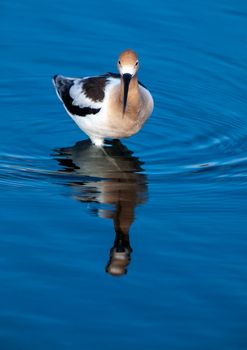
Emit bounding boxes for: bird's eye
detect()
[135,61,139,66]
[118,60,121,65]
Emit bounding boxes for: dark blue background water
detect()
[1,0,247,349]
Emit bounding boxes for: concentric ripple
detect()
[127,43,247,185]
[1,0,247,349]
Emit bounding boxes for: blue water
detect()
[1,0,247,348]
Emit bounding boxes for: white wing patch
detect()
[69,79,103,109]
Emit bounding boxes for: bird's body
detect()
[53,50,154,146]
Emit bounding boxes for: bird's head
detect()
[117,49,139,114]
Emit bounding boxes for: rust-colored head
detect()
[117,49,139,114]
[117,49,139,76]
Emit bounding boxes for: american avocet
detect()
[53,49,154,146]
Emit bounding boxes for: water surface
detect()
[1,0,247,349]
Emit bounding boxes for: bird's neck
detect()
[120,75,141,117]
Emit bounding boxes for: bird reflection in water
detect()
[54,140,148,276]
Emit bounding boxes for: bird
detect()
[52,49,154,147]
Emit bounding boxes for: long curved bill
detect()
[122,73,132,114]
